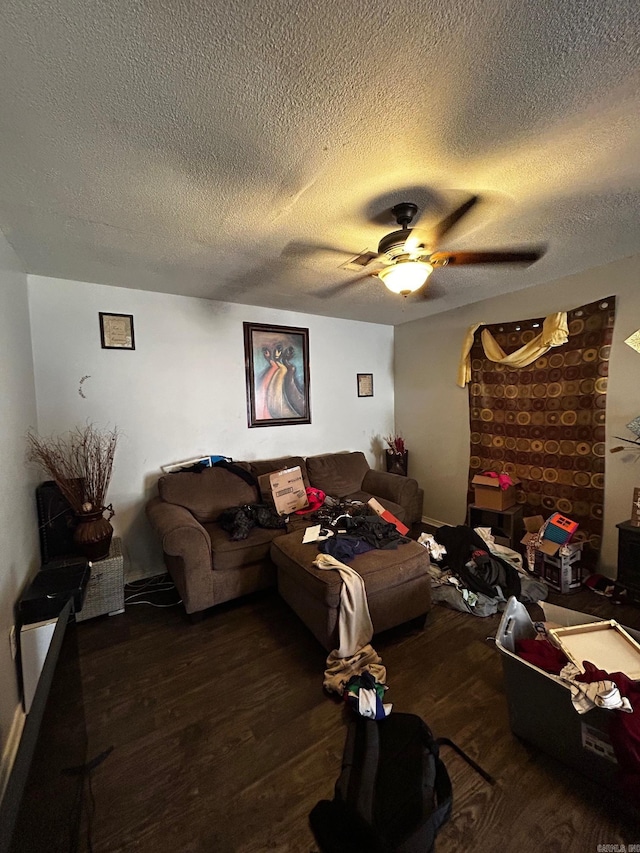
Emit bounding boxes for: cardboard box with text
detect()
[267,466,308,515]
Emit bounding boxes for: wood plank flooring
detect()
[76,582,640,852]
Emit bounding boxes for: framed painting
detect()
[243,322,311,428]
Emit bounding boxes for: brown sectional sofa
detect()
[146,451,424,616]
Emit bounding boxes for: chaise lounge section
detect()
[146,450,424,616]
[272,528,432,650]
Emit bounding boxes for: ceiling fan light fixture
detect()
[378,259,433,295]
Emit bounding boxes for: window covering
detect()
[457,312,569,387]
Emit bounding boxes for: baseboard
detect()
[421,515,446,528]
[0,702,25,801]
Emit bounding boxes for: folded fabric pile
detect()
[344,671,391,719]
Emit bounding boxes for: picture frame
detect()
[357,373,374,397]
[99,312,135,350]
[243,322,311,428]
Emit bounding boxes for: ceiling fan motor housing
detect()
[390,202,418,228]
[378,228,413,258]
[378,202,427,260]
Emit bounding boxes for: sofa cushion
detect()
[306,452,369,497]
[158,465,258,523]
[206,523,285,572]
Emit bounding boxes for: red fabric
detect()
[481,470,514,490]
[515,638,569,674]
[294,487,326,515]
[576,661,640,805]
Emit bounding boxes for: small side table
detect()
[466,504,524,551]
[616,521,640,600]
[76,537,125,621]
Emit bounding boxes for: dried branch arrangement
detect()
[26,423,119,514]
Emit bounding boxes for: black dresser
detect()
[616,520,640,600]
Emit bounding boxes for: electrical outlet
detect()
[9,625,16,660]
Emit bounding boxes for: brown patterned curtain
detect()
[467,297,615,568]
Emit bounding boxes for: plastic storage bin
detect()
[496,597,638,798]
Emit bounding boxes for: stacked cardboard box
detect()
[521,514,582,593]
[541,542,583,593]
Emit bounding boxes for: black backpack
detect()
[310,713,494,853]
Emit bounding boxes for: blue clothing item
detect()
[319,535,375,562]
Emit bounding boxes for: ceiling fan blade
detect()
[430,249,543,266]
[431,195,479,244]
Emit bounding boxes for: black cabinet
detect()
[466,504,524,551]
[0,599,87,853]
[616,521,640,597]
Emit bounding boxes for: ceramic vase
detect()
[73,507,114,562]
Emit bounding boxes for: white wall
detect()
[28,276,395,578]
[0,231,39,783]
[395,253,640,577]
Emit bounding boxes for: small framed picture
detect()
[357,373,373,397]
[99,313,135,350]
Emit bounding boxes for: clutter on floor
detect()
[521,512,581,589]
[420,524,548,617]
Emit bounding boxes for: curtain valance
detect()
[457,312,569,387]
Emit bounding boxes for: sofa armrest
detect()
[362,469,418,508]
[146,497,211,568]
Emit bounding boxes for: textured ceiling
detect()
[1,0,639,325]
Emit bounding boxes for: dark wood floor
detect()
[74,571,640,852]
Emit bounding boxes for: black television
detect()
[0,598,87,853]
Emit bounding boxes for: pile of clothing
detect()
[218,503,286,539]
[420,524,548,617]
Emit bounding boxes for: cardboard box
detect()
[367,498,409,536]
[496,597,640,818]
[543,542,582,567]
[266,466,308,515]
[521,514,579,558]
[471,474,520,510]
[541,556,582,593]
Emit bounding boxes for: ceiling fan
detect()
[348,197,544,297]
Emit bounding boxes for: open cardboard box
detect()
[471,474,520,511]
[521,514,578,557]
[471,474,521,510]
